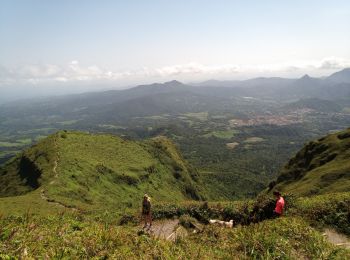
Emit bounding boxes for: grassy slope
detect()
[0,190,62,216]
[1,128,350,258]
[0,131,202,213]
[272,128,350,196]
[0,134,57,196]
[1,192,350,259]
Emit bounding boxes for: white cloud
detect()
[318,57,350,70]
[0,57,349,87]
[154,63,240,76]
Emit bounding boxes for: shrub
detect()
[179,214,198,229]
[293,192,350,235]
[184,184,201,200]
[118,214,139,226]
[113,174,139,185]
[173,170,182,179]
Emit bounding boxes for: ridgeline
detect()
[271,128,350,196]
[0,131,203,212]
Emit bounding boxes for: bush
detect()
[173,171,182,179]
[113,174,139,185]
[293,192,350,235]
[184,184,201,200]
[179,214,198,229]
[118,214,139,226]
[151,198,275,226]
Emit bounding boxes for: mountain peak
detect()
[300,74,311,80]
[339,67,350,73]
[296,74,320,84]
[163,80,184,86]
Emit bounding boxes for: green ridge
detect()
[271,128,350,196]
[0,131,203,212]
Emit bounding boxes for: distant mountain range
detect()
[327,68,350,83]
[195,68,350,100]
[1,68,350,105]
[1,69,350,204]
[1,68,350,124]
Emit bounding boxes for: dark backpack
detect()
[143,199,151,211]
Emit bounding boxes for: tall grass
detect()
[0,212,348,259]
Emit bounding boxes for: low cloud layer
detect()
[1,57,350,88]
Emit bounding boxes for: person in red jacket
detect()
[273,191,285,217]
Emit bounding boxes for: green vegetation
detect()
[202,130,238,139]
[58,120,80,125]
[183,112,208,121]
[1,128,350,258]
[244,137,265,143]
[0,131,203,212]
[0,190,62,216]
[1,77,350,257]
[98,124,126,130]
[1,192,349,259]
[272,128,350,196]
[178,125,305,199]
[2,86,350,199]
[292,192,350,235]
[1,214,348,259]
[0,142,23,148]
[0,134,57,196]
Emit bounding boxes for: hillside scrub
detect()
[120,194,285,226]
[1,189,349,258]
[0,134,57,197]
[273,128,350,196]
[120,191,350,238]
[291,192,350,235]
[0,213,349,259]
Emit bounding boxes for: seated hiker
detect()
[273,191,285,217]
[141,194,152,229]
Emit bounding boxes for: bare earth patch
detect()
[323,228,350,249]
[226,142,239,149]
[143,219,188,241]
[244,137,265,143]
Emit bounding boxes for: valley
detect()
[2,1,350,258]
[1,71,350,198]
[1,72,350,258]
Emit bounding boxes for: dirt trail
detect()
[323,228,350,249]
[50,138,59,183]
[40,188,78,211]
[143,219,188,241]
[40,136,78,212]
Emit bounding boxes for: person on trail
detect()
[141,194,152,229]
[273,191,285,217]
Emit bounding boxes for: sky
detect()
[1,0,350,93]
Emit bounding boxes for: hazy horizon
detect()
[1,0,350,98]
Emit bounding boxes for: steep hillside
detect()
[0,134,57,196]
[271,128,350,196]
[0,131,203,211]
[327,68,350,84]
